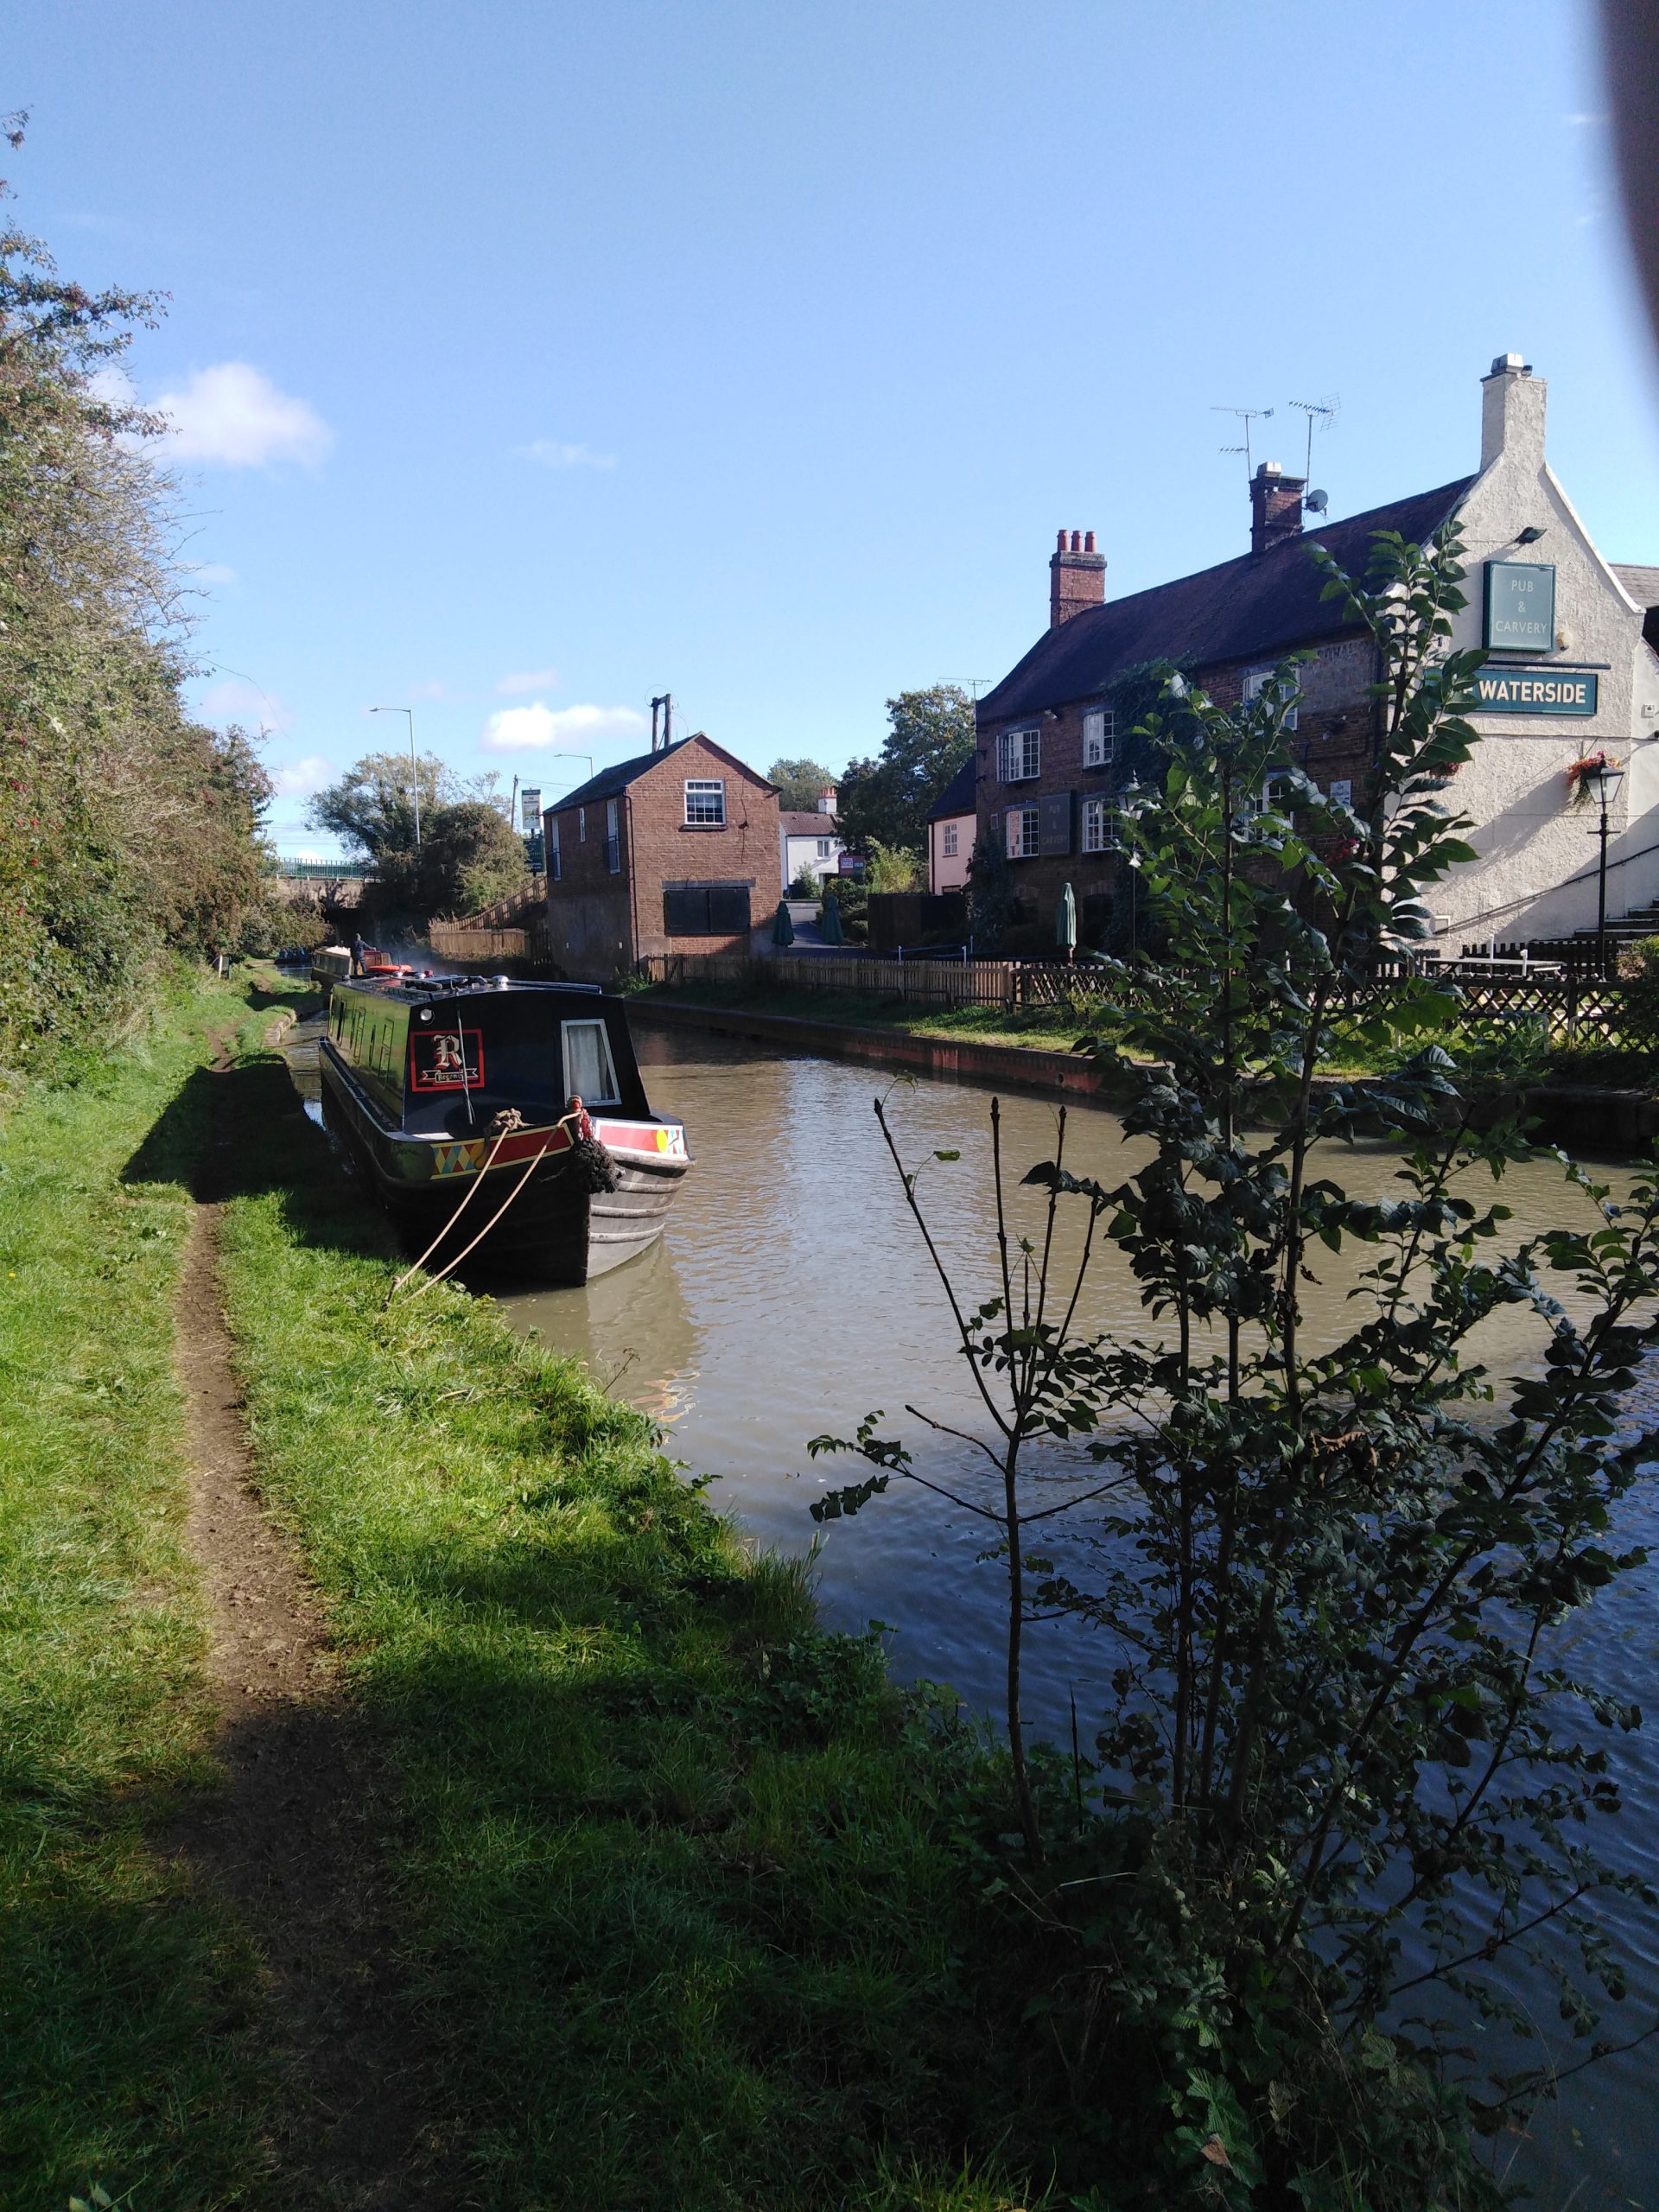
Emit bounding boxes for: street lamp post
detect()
[1591,760,1626,978]
[370,706,420,845]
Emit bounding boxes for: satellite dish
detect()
[1305,488,1329,514]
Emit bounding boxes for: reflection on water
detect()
[490,1234,700,1422]
[281,1009,1658,2207]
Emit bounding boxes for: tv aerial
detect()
[1287,395,1338,512]
[1211,404,1274,480]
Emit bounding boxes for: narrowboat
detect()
[317,973,690,1282]
[309,944,416,1003]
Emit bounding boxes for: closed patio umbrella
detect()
[819,889,844,946]
[1057,880,1077,959]
[772,898,796,948]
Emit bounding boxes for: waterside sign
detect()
[1484,560,1556,652]
[1472,667,1599,716]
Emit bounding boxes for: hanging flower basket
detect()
[1566,750,1617,805]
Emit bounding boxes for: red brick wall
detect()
[975,639,1378,936]
[545,736,782,980]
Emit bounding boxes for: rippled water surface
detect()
[286,1010,1659,2206]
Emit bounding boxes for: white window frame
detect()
[941,821,959,859]
[560,1018,621,1107]
[1080,796,1114,854]
[996,727,1041,783]
[1083,707,1116,768]
[1242,666,1298,731]
[1006,804,1039,860]
[684,778,726,826]
[816,837,832,859]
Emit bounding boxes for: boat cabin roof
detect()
[340,973,606,1008]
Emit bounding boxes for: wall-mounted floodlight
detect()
[1516,524,1548,544]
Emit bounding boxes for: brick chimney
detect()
[1249,462,1306,556]
[1049,528,1106,627]
[817,785,837,815]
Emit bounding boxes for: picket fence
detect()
[637,950,1659,1048]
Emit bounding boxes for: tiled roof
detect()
[925,755,977,822]
[978,478,1477,722]
[1614,563,1659,609]
[549,737,772,814]
[780,810,839,834]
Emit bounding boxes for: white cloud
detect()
[198,676,291,731]
[496,666,561,696]
[518,439,616,470]
[480,702,647,753]
[270,753,336,798]
[155,363,332,468]
[185,561,238,588]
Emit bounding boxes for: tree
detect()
[863,841,922,893]
[0,127,272,1071]
[766,756,836,811]
[836,685,974,859]
[306,751,454,861]
[814,524,1659,2201]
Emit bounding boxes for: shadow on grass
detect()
[121,1050,399,1263]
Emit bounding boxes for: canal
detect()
[284,1010,1658,2208]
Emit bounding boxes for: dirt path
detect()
[162,1033,452,2209]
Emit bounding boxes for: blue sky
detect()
[10,0,1657,854]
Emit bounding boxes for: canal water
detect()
[283,1011,1658,2206]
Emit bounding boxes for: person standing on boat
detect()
[350,931,370,976]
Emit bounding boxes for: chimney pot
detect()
[1084,530,1096,553]
[1056,528,1068,551]
[1489,352,1531,377]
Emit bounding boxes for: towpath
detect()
[161,1022,452,2209]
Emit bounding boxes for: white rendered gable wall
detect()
[1435,361,1659,943]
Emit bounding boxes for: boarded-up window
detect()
[664,882,752,935]
[706,884,752,933]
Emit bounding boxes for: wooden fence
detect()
[637,950,1659,1049]
[428,918,550,964]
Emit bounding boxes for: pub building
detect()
[974,356,1659,952]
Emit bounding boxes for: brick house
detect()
[976,356,1659,950]
[543,735,780,981]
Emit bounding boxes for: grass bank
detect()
[2,963,1055,2209]
[0,971,278,2207]
[632,976,1096,1054]
[631,976,1659,1095]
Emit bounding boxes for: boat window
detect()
[561,1019,620,1107]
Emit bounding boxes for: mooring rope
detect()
[385,1107,528,1302]
[385,1101,596,1305]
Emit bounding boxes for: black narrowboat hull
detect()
[319,1041,689,1285]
